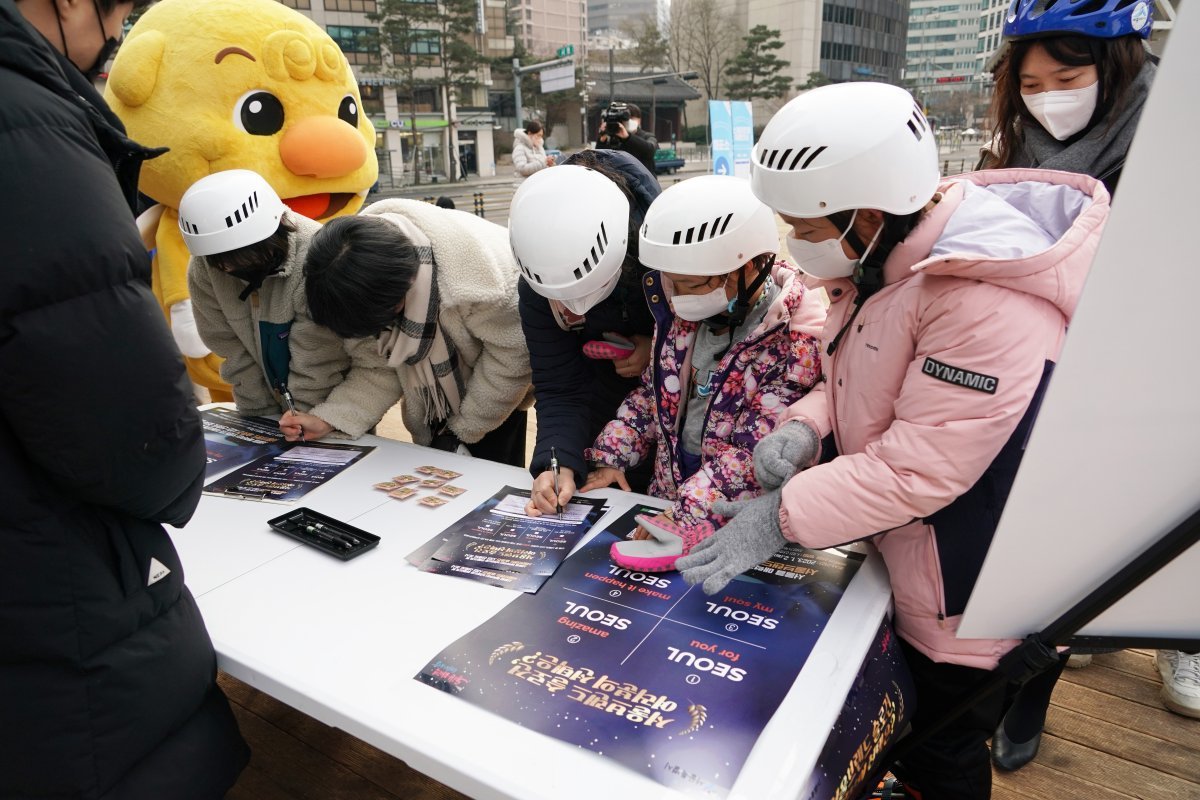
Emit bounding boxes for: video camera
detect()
[603,102,631,136]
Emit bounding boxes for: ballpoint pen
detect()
[279,383,304,442]
[550,447,563,521]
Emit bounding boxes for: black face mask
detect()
[56,0,121,82]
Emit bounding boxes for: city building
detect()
[905,0,983,99]
[588,0,667,35]
[277,0,517,185]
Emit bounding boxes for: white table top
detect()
[169,433,893,800]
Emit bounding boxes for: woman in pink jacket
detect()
[676,82,1109,799]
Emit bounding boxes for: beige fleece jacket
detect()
[360,199,533,445]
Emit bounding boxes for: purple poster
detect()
[415,519,869,796]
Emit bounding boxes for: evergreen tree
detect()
[725,25,792,101]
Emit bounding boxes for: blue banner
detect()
[708,100,733,178]
[416,507,877,797]
[731,101,754,179]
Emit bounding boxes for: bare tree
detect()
[668,0,737,102]
[617,13,669,73]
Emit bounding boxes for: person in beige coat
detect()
[303,198,533,466]
[511,120,555,185]
[182,170,401,440]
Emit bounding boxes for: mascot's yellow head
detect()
[104,0,378,221]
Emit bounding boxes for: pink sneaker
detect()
[609,515,716,572]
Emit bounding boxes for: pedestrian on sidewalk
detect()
[512,119,555,186]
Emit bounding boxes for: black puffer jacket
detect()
[520,150,660,481]
[0,3,248,797]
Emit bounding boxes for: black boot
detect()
[990,716,1041,771]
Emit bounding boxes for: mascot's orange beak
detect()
[278,116,369,219]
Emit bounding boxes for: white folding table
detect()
[169,433,893,799]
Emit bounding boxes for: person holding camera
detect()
[596,102,658,177]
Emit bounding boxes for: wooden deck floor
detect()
[219,649,1199,799]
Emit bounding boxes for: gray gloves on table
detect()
[753,420,818,490]
[675,491,785,595]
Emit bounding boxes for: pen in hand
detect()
[550,447,563,521]
[279,383,304,442]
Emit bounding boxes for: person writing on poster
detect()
[580,176,825,572]
[675,82,1110,799]
[509,149,660,513]
[0,0,249,795]
[182,169,401,441]
[303,197,533,466]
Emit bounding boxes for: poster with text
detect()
[200,407,288,477]
[731,100,754,179]
[408,487,609,592]
[202,442,373,503]
[799,620,914,800]
[416,528,866,796]
[709,100,734,178]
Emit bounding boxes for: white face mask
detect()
[1022,81,1099,141]
[670,284,732,322]
[559,271,620,316]
[626,119,639,133]
[785,210,882,280]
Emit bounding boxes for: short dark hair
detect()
[524,120,543,135]
[626,103,642,119]
[205,215,296,275]
[304,215,419,339]
[435,196,455,209]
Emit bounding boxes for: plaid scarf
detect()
[375,213,469,427]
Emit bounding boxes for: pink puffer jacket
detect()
[778,169,1109,669]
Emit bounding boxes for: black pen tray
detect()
[267,507,380,560]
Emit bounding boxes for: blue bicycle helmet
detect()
[1003,0,1154,39]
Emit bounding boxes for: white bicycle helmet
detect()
[178,169,288,257]
[639,175,778,277]
[508,165,630,304]
[750,82,940,218]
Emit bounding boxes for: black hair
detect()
[304,215,419,339]
[435,196,455,209]
[205,214,296,275]
[626,103,642,119]
[524,120,543,135]
[987,34,1147,167]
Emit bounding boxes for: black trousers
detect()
[467,409,528,468]
[890,639,1011,800]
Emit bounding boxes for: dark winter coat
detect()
[596,125,659,177]
[0,2,249,797]
[520,150,660,480]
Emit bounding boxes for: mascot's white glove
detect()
[170,300,211,358]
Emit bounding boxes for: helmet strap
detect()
[702,254,775,355]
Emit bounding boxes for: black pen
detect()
[550,447,563,520]
[306,524,351,549]
[309,521,359,547]
[280,383,304,442]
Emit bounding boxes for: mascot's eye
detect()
[234,90,285,136]
[338,95,360,128]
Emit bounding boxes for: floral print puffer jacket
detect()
[586,262,825,527]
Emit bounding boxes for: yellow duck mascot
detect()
[104,0,379,401]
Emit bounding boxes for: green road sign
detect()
[555,44,574,58]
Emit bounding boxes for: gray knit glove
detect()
[676,490,786,594]
[753,421,818,490]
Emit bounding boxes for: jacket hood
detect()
[514,129,536,148]
[884,168,1109,321]
[0,0,65,90]
[563,149,661,229]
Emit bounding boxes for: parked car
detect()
[654,147,686,175]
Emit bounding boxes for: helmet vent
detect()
[908,105,929,142]
[670,212,733,246]
[761,146,823,170]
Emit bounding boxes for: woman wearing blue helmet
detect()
[982,0,1179,776]
[980,0,1156,193]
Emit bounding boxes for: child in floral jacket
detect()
[581,176,825,570]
